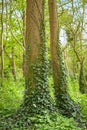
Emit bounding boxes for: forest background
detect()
[0,0,87,129]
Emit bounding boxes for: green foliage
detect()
[84,0,87,3]
[0,0,87,129]
[59,10,73,27]
[0,76,87,129]
[0,111,83,130]
[28,113,82,130]
[68,78,87,121]
[0,74,24,115]
[23,59,53,114]
[48,75,55,99]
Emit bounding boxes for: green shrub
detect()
[68,78,87,120]
[0,75,24,115]
[30,112,82,130]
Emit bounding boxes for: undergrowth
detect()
[0,111,83,130]
[68,78,87,120]
[0,75,87,129]
[0,74,24,115]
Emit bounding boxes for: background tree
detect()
[0,0,4,85]
[59,0,87,94]
[0,0,87,129]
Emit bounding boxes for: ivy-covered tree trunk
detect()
[23,0,51,114]
[79,61,87,93]
[48,0,80,117]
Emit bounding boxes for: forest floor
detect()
[0,76,87,130]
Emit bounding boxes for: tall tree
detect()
[48,0,79,117]
[0,0,4,85]
[23,0,51,114]
[21,0,26,77]
[9,0,17,81]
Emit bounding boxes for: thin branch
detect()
[71,42,81,62]
[58,0,72,8]
[10,26,25,51]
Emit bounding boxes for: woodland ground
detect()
[0,73,87,130]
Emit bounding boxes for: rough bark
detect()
[48,0,80,117]
[23,0,52,114]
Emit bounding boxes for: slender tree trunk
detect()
[79,60,87,93]
[1,0,4,85]
[22,0,26,77]
[48,0,80,117]
[72,0,74,16]
[73,37,86,94]
[79,1,87,94]
[11,47,17,81]
[9,0,17,81]
[22,0,51,114]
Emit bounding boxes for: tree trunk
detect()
[22,0,26,77]
[11,47,17,81]
[48,0,80,117]
[0,0,4,85]
[79,61,87,93]
[23,0,51,114]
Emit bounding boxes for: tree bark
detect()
[23,0,51,114]
[22,0,26,77]
[11,47,17,81]
[48,0,80,117]
[79,60,87,93]
[0,0,4,85]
